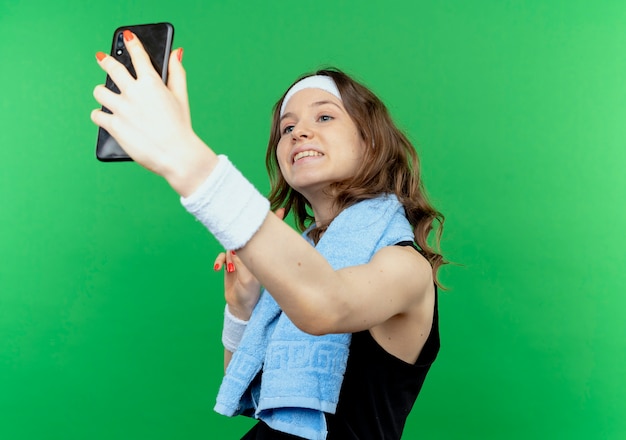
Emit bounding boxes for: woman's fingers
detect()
[94,30,160,97]
[95,52,134,91]
[93,84,120,113]
[214,252,226,271]
[214,251,236,273]
[167,48,190,123]
[225,251,236,273]
[90,106,114,132]
[121,30,159,79]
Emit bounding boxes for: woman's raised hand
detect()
[91,30,216,196]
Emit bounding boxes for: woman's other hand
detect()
[214,208,286,320]
[91,30,216,196]
[214,249,261,321]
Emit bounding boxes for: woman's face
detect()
[276,88,366,201]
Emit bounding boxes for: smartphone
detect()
[96,22,175,162]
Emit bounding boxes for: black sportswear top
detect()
[240,242,440,440]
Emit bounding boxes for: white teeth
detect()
[293,150,322,163]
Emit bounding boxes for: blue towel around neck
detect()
[214,194,414,440]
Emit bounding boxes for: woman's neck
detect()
[309,197,337,228]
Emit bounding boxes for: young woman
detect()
[92,30,446,440]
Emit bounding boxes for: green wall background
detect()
[1,1,624,438]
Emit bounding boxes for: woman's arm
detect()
[92,32,432,337]
[236,214,433,335]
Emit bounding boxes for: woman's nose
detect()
[292,122,312,140]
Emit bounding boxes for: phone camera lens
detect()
[116,33,124,48]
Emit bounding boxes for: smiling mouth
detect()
[293,150,324,164]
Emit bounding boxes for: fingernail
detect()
[177,47,184,62]
[96,51,106,61]
[230,250,236,256]
[227,263,235,273]
[123,30,134,42]
[213,263,220,271]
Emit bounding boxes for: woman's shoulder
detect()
[366,242,435,363]
[372,242,433,289]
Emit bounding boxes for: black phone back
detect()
[96,22,174,162]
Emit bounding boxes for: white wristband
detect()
[222,305,248,352]
[180,155,270,250]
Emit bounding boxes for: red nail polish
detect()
[177,47,184,62]
[230,250,236,256]
[214,263,220,271]
[227,263,235,273]
[123,30,134,42]
[96,51,106,61]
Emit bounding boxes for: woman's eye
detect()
[282,125,294,135]
[319,115,333,122]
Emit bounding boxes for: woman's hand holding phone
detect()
[91,30,217,197]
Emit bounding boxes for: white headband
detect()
[280,75,342,116]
